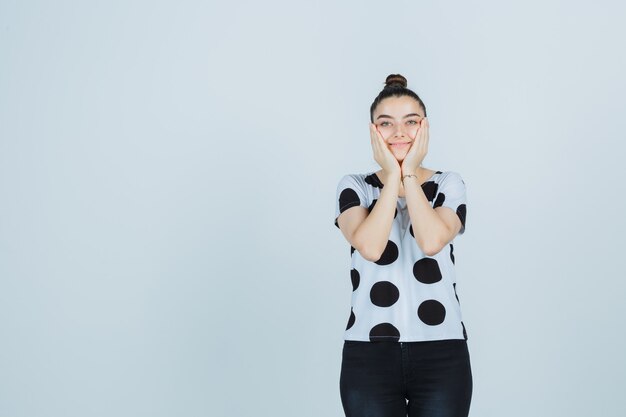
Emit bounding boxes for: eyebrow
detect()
[376,113,423,120]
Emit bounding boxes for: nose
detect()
[393,125,407,138]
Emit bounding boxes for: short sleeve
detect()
[435,171,467,235]
[334,174,369,229]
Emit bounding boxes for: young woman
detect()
[333,74,473,417]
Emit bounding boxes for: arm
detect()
[337,171,401,262]
[404,175,463,256]
[399,118,466,255]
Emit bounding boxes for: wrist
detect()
[401,166,418,176]
[382,168,401,180]
[401,173,418,185]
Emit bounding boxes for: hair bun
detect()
[384,74,407,88]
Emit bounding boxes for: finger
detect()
[372,125,387,157]
[370,124,380,145]
[419,118,426,135]
[416,123,426,154]
[374,126,385,142]
[416,122,423,145]
[375,126,387,150]
[414,126,421,143]
[416,130,425,155]
[370,124,379,146]
[370,125,379,153]
[420,120,429,155]
[370,124,378,148]
[376,129,396,162]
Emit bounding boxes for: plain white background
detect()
[1,1,625,416]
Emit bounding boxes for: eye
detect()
[380,121,391,127]
[407,120,418,125]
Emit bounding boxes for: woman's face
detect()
[372,96,425,161]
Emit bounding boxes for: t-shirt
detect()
[333,170,468,342]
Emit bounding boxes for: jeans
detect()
[339,339,473,417]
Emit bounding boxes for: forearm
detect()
[353,172,401,261]
[403,175,448,256]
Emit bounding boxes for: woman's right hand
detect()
[370,123,401,177]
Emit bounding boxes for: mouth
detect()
[390,142,410,148]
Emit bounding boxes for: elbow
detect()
[420,225,451,256]
[361,249,382,263]
[352,233,383,262]
[356,242,383,263]
[423,247,439,257]
[421,238,443,257]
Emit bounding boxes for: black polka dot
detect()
[409,183,441,238]
[449,243,455,264]
[412,258,443,284]
[417,299,446,325]
[374,240,399,265]
[422,181,439,202]
[350,245,355,256]
[461,321,468,340]
[370,281,400,307]
[365,173,384,188]
[368,199,397,220]
[433,192,446,208]
[453,282,459,303]
[457,204,467,232]
[350,268,360,291]
[433,193,466,233]
[369,323,400,342]
[338,188,362,214]
[346,308,355,330]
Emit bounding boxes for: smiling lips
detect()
[390,142,410,148]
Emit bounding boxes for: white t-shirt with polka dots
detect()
[333,170,468,342]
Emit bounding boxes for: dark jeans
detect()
[340,339,473,417]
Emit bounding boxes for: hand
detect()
[370,123,401,177]
[401,117,429,174]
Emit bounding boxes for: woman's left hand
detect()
[401,117,429,174]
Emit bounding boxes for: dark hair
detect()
[369,74,427,122]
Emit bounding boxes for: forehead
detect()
[374,96,423,118]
